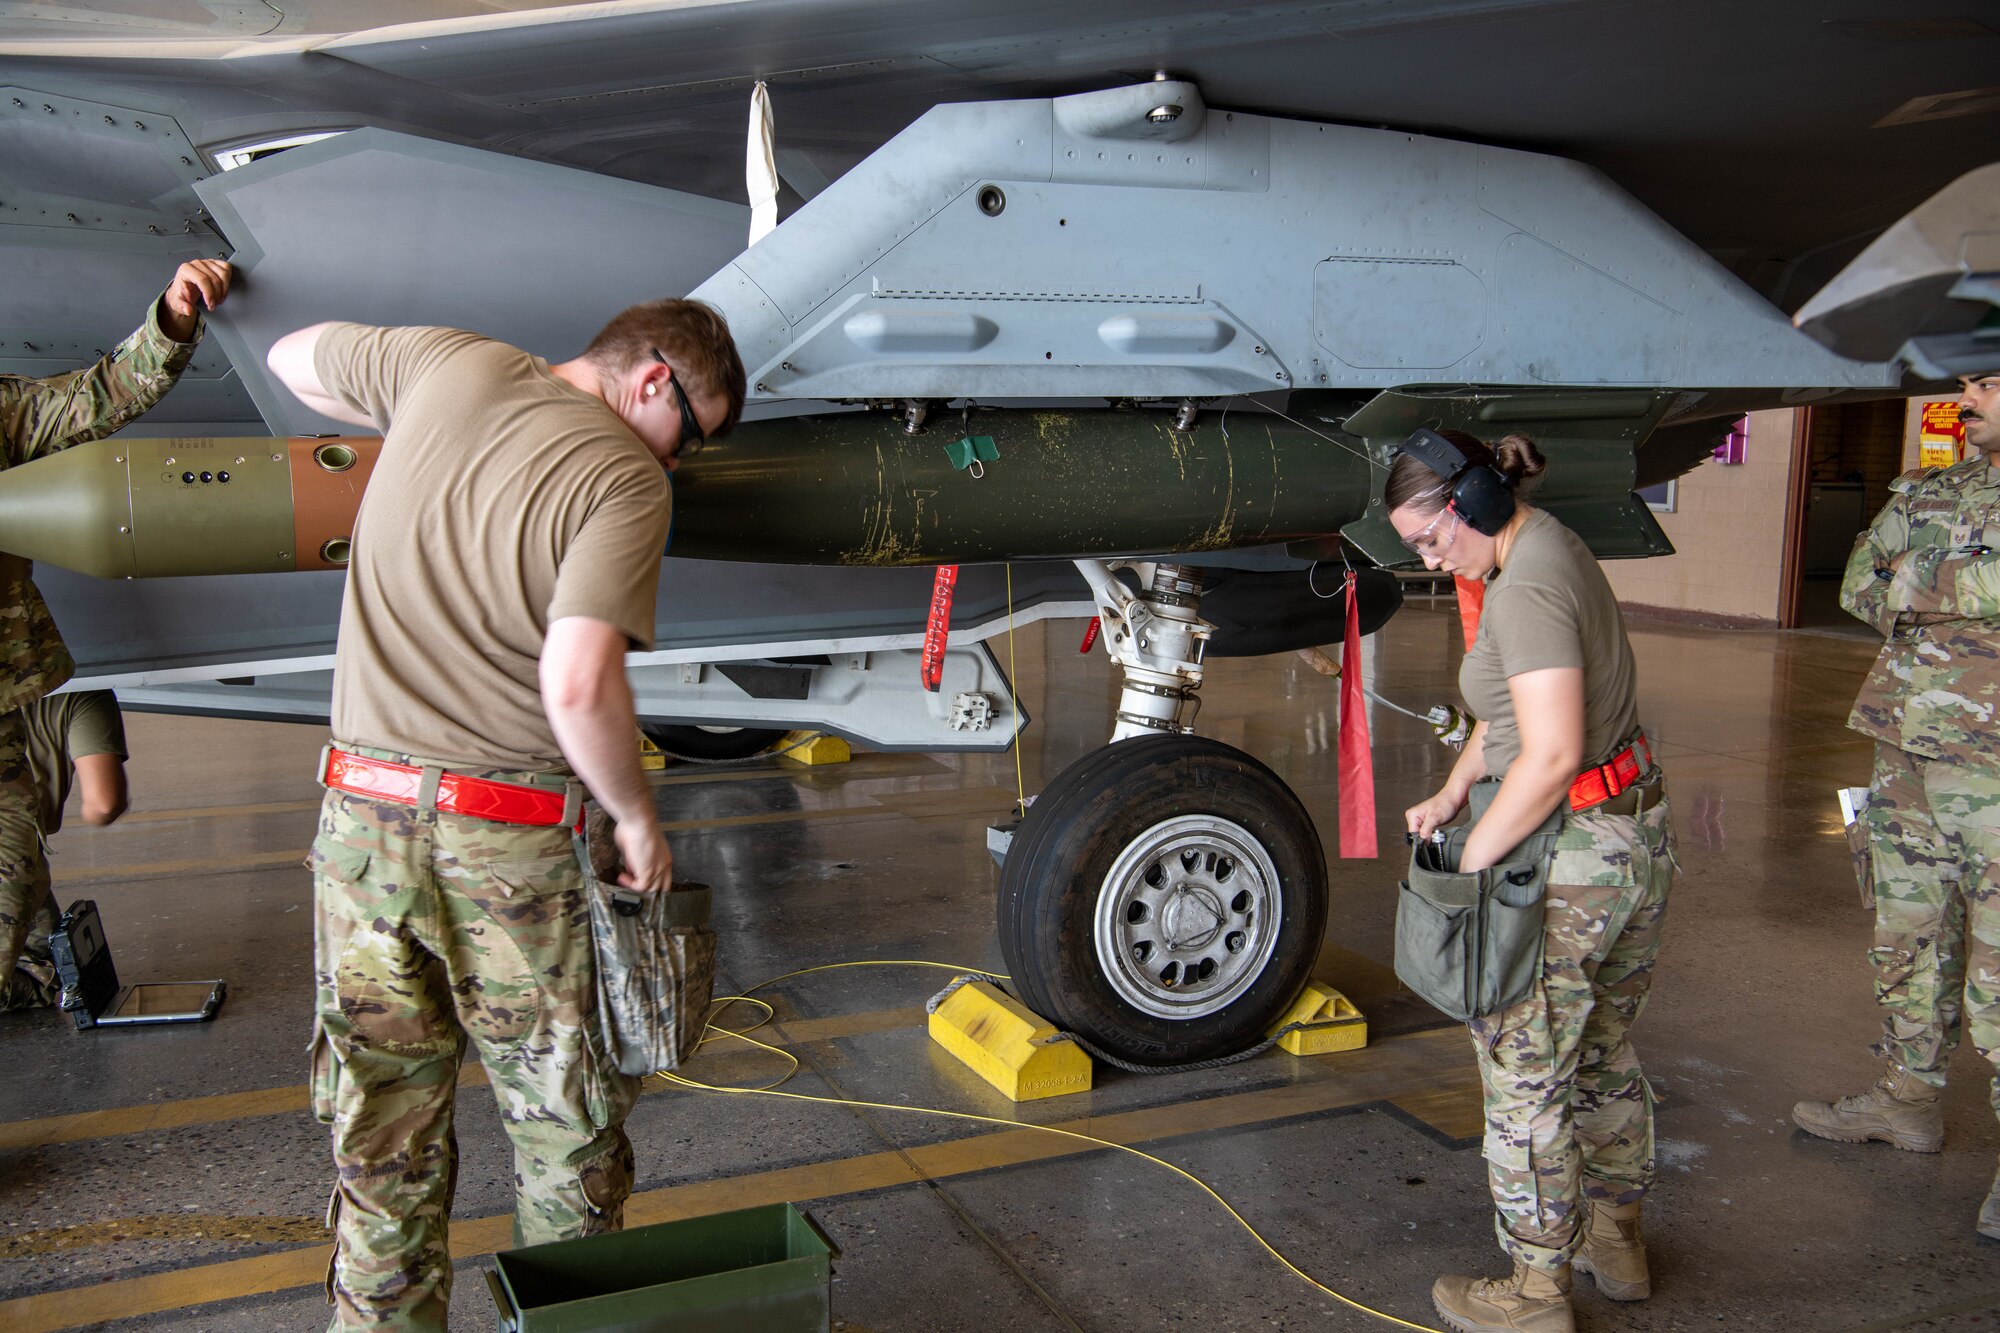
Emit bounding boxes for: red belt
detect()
[321,747,582,829]
[1568,731,1654,813]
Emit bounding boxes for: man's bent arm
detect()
[267,324,377,428]
[542,616,671,889]
[4,300,193,465]
[1841,491,1912,636]
[73,753,127,826]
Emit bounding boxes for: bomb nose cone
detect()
[0,437,378,579]
[0,441,138,578]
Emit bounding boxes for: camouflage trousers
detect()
[1864,743,2000,1110]
[1467,789,1674,1273]
[0,708,57,1009]
[309,755,638,1333]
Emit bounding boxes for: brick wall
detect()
[1597,398,1967,627]
[1600,408,1795,625]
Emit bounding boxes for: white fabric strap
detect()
[747,80,778,246]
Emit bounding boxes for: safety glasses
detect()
[1399,505,1461,559]
[651,349,706,455]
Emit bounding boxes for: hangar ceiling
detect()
[0,0,1993,313]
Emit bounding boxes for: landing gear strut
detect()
[1074,559,1211,737]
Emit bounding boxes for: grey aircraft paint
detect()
[694,82,1891,406]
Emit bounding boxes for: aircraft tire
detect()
[996,735,1327,1067]
[641,723,787,762]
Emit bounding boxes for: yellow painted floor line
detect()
[1388,1087,1485,1141]
[0,1005,927,1152]
[0,1028,1478,1333]
[1,1213,325,1259]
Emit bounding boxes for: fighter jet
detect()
[1,0,1993,1062]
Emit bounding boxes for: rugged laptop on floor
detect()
[50,899,225,1028]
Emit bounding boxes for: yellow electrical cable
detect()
[665,962,1446,1333]
[687,997,801,1090]
[1006,561,1026,814]
[691,961,1011,1090]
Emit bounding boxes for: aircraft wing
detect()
[2,0,1995,737]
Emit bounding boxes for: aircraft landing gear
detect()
[994,561,1331,1067]
[1074,559,1211,738]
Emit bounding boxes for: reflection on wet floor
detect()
[0,605,1994,1331]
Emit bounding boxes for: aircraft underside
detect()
[0,45,1990,1063]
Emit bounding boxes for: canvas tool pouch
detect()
[579,806,716,1075]
[1393,782,1561,1022]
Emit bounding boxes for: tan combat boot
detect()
[1571,1198,1649,1300]
[1980,1167,2000,1241]
[1791,1065,1944,1153]
[1432,1259,1574,1333]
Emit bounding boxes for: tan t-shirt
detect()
[315,325,671,771]
[21,689,126,835]
[1458,508,1639,779]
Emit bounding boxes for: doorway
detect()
[1780,399,1908,633]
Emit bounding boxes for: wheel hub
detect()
[1160,884,1224,951]
[1093,813,1284,1020]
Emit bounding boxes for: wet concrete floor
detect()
[0,603,1994,1331]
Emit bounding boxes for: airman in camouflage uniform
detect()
[1793,369,2000,1241]
[3,690,129,1006]
[0,260,231,1007]
[269,302,742,1330]
[1470,795,1673,1292]
[1391,432,1671,1332]
[309,752,638,1326]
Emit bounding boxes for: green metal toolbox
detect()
[487,1201,838,1332]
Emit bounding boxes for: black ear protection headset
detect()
[1397,427,1516,536]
